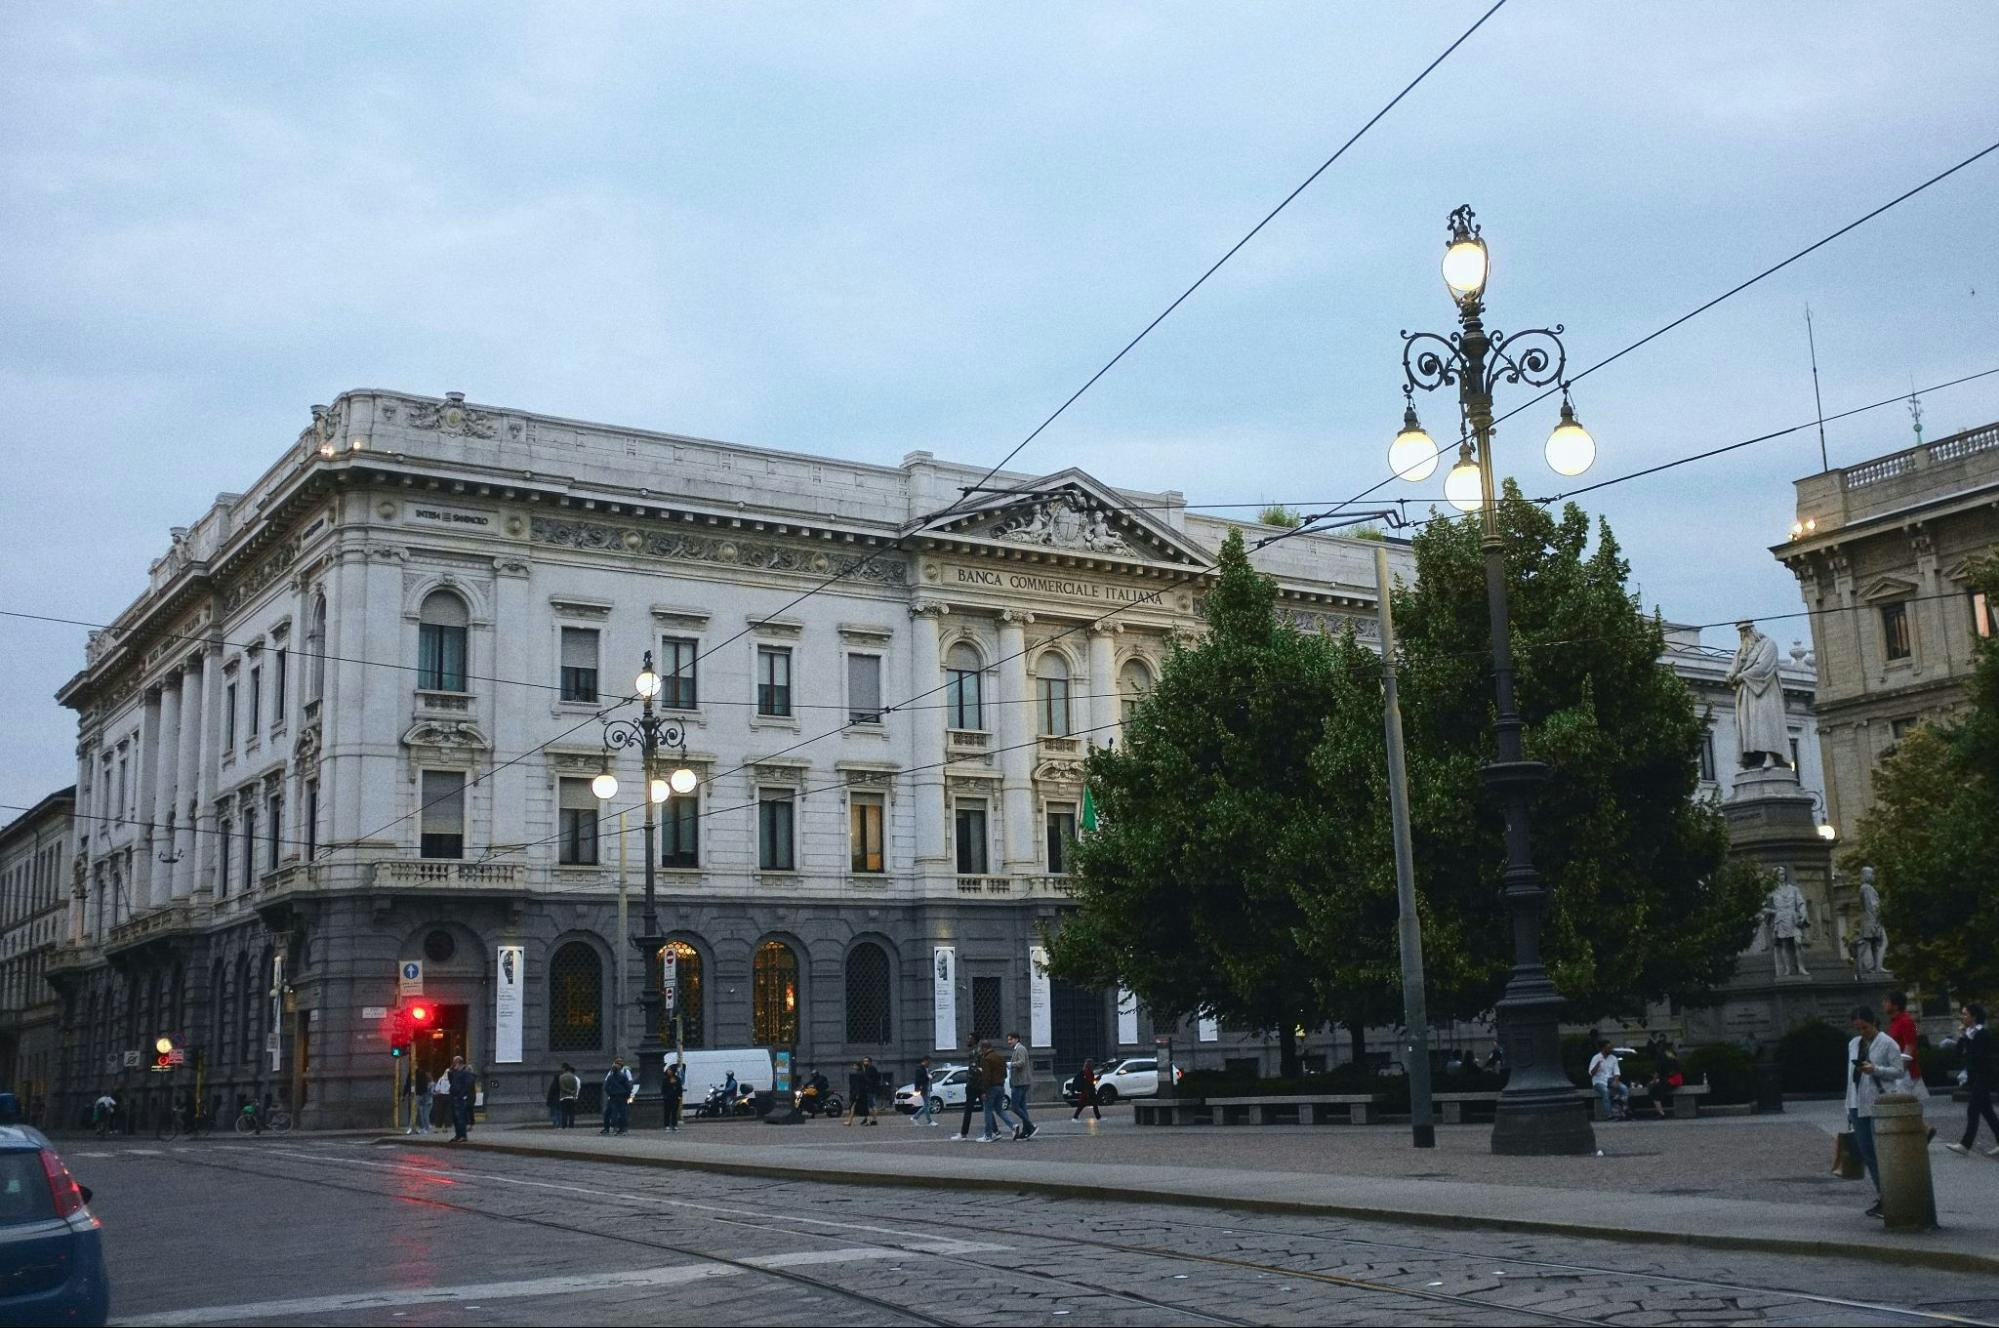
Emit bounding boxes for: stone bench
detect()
[1433,1083,1712,1124]
[1205,1094,1378,1126]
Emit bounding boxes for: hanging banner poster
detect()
[1197,1015,1220,1043]
[1029,945,1052,1048]
[932,947,957,1051]
[495,945,525,1064]
[1117,988,1139,1046]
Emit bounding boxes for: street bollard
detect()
[1872,1093,1938,1232]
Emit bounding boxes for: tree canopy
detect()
[1853,557,1999,998]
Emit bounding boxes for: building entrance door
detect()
[415,1003,470,1085]
[1050,981,1108,1082]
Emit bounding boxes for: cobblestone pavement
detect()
[76,1137,1999,1326]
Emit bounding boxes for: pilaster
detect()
[997,610,1035,870]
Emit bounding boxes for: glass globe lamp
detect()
[1444,449,1485,512]
[1544,399,1596,477]
[1388,405,1439,482]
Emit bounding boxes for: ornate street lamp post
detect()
[1392,205,1599,1156]
[593,650,698,1099]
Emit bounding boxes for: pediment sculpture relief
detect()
[997,493,1131,554]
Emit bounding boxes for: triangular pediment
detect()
[1944,555,1994,583]
[1859,574,1920,602]
[919,469,1210,567]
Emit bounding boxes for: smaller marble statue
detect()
[1851,865,1887,976]
[1725,620,1792,770]
[1763,866,1812,978]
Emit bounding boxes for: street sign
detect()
[121,1050,141,1068]
[361,1005,389,1020]
[398,960,423,998]
[663,982,677,1011]
[662,948,677,987]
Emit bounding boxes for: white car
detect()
[893,1064,969,1115]
[1062,1057,1182,1106]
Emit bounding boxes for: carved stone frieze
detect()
[221,534,303,615]
[399,720,489,752]
[989,492,1131,554]
[531,516,906,585]
[1034,759,1087,785]
[402,394,498,439]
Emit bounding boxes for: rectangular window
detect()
[758,790,795,871]
[557,778,599,865]
[756,647,792,717]
[1046,804,1077,874]
[1789,736,1802,767]
[850,794,885,873]
[224,684,238,751]
[1881,601,1912,661]
[1890,717,1916,741]
[418,623,468,692]
[420,770,466,859]
[954,800,988,875]
[303,780,318,860]
[947,666,982,730]
[661,637,698,710]
[1038,676,1071,737]
[248,667,262,738]
[1974,590,1996,639]
[267,794,283,870]
[218,823,230,897]
[663,790,700,868]
[1699,730,1716,783]
[559,627,599,703]
[273,649,287,725]
[972,976,1003,1040]
[241,805,257,888]
[847,653,882,725]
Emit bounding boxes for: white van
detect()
[668,1048,776,1097]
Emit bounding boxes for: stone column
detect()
[193,641,223,901]
[996,610,1036,871]
[149,678,181,909]
[1087,622,1119,747]
[910,602,950,868]
[490,558,532,857]
[173,657,203,900]
[134,688,162,910]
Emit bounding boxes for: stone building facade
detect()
[46,388,1406,1128]
[1773,419,1999,833]
[0,787,71,1116]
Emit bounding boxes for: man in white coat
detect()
[1847,1006,1906,1219]
[1725,621,1791,769]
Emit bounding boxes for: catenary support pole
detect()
[1376,546,1434,1148]
[617,808,630,1059]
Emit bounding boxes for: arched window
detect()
[1119,659,1153,725]
[663,940,705,1048]
[307,594,328,703]
[945,643,984,731]
[844,942,892,1044]
[417,590,469,693]
[751,941,799,1048]
[1036,653,1071,737]
[547,942,603,1053]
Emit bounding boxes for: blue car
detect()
[0,1126,107,1326]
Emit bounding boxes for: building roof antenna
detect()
[1805,305,1829,472]
[1907,377,1924,446]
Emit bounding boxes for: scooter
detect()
[795,1085,845,1118]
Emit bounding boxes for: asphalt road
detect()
[65,1136,1999,1326]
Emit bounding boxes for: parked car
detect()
[893,1064,969,1115]
[1061,1057,1181,1107]
[0,1126,107,1327]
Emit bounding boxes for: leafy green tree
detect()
[1044,528,1337,1075]
[1853,558,1999,997]
[1303,487,1766,1026]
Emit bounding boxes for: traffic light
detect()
[387,1008,410,1057]
[409,1004,433,1030]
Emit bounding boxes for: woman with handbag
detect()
[1844,1006,1906,1219]
[1072,1059,1100,1123]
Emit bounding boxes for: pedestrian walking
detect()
[1846,1006,1906,1218]
[1945,1003,1999,1156]
[953,1037,984,1140]
[545,1069,563,1127]
[1005,1031,1038,1140]
[92,1090,116,1138]
[405,1065,434,1135]
[1588,1040,1625,1121]
[978,1040,1018,1142]
[602,1056,634,1135]
[860,1057,882,1125]
[1072,1058,1101,1123]
[662,1064,684,1132]
[445,1056,476,1143]
[557,1063,580,1129]
[911,1056,936,1127]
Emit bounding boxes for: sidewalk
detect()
[386,1098,1999,1276]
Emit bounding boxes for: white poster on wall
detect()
[269,952,286,1072]
[1029,945,1052,1048]
[1197,1015,1220,1043]
[495,945,525,1064]
[932,947,957,1051]
[1116,987,1139,1045]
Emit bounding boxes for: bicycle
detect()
[153,1105,188,1141]
[234,1103,293,1136]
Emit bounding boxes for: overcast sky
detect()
[4,3,1997,814]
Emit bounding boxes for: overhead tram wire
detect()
[931,0,1510,521]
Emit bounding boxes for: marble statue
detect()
[1725,620,1791,769]
[1851,865,1887,975]
[1763,866,1812,978]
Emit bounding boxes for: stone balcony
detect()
[1792,421,1999,538]
[103,901,196,956]
[414,689,476,719]
[946,729,991,758]
[370,859,525,891]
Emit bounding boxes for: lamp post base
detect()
[1492,1089,1597,1155]
[633,931,667,1100]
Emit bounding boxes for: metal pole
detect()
[617,808,629,1059]
[1375,547,1434,1148]
[638,724,663,1100]
[1805,306,1829,472]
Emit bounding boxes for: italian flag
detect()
[1081,784,1100,835]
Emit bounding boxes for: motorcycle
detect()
[795,1085,845,1118]
[695,1083,763,1119]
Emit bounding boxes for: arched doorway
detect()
[751,941,799,1048]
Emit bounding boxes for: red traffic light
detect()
[409,1004,432,1026]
